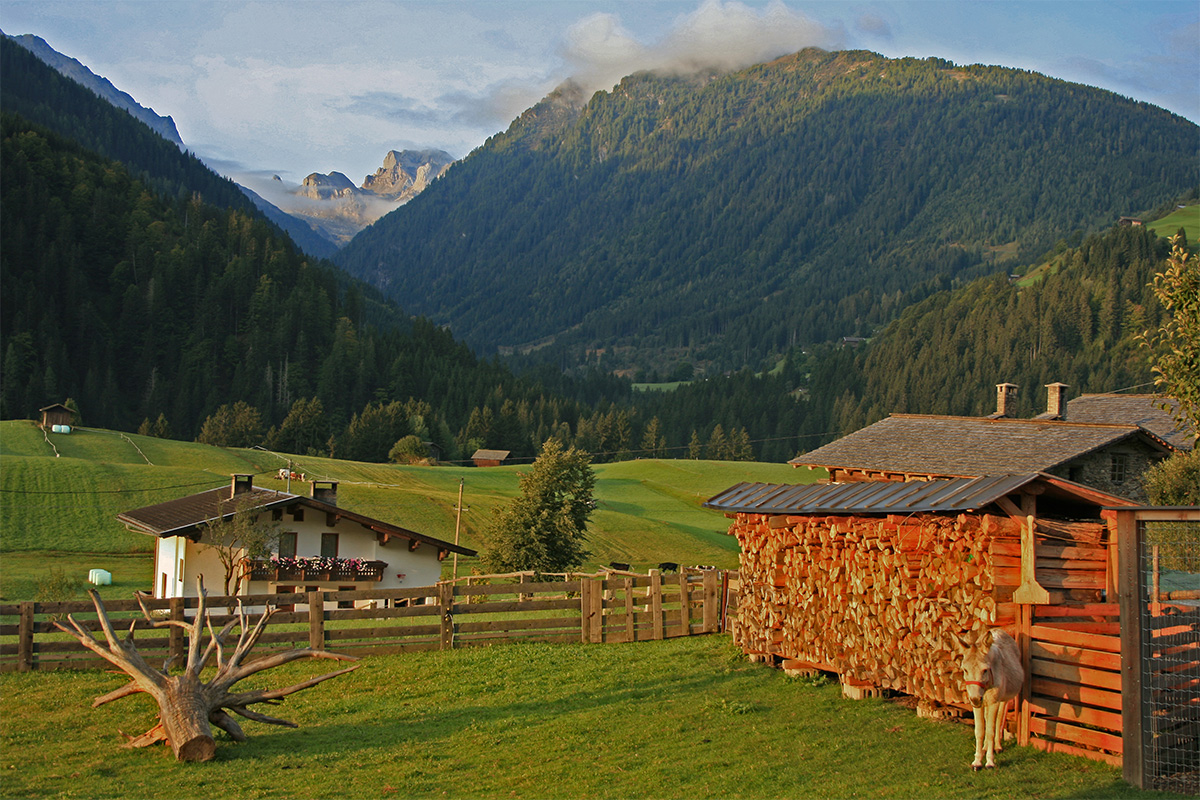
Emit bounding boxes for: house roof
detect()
[789,413,1174,477]
[1066,394,1194,450]
[704,473,1133,516]
[470,449,510,461]
[117,483,477,556]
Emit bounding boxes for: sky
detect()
[3,0,1198,196]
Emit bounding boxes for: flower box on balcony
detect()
[248,558,387,583]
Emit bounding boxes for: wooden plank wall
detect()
[0,570,728,672]
[1018,603,1123,766]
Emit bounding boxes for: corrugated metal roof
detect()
[703,475,1039,516]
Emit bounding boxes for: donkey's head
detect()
[961,647,992,708]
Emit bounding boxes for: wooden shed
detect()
[38,403,74,430]
[470,449,510,468]
[705,473,1145,761]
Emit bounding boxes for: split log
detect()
[54,579,359,762]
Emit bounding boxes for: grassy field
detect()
[0,635,1175,800]
[0,420,810,600]
[1148,202,1199,243]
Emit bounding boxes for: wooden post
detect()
[622,577,635,643]
[702,570,719,633]
[678,572,692,636]
[1013,514,1050,604]
[589,576,605,643]
[17,602,34,672]
[439,582,455,650]
[649,570,664,640]
[1017,602,1032,746]
[1116,509,1145,789]
[579,577,592,643]
[1151,545,1160,606]
[169,597,186,666]
[307,590,325,650]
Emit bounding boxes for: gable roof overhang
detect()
[118,486,477,557]
[703,473,1135,517]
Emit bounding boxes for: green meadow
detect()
[0,420,809,600]
[0,636,1174,800]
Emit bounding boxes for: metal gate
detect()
[1117,509,1200,794]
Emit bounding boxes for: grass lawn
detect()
[0,635,1174,800]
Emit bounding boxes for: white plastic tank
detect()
[88,569,112,585]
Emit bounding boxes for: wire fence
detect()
[1137,519,1200,794]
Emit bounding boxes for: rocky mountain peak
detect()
[361,149,454,200]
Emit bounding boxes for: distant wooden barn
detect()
[471,449,510,467]
[38,403,74,430]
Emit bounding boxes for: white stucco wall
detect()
[164,507,448,603]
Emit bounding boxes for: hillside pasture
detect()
[1148,202,1199,243]
[0,421,808,599]
[0,636,1168,799]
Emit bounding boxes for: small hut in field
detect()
[39,403,75,430]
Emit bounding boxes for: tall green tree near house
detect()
[483,439,596,573]
[1142,234,1200,443]
[200,497,281,598]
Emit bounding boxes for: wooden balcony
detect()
[247,559,387,583]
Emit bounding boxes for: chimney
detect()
[1045,382,1069,420]
[230,474,254,498]
[310,480,338,506]
[993,383,1018,418]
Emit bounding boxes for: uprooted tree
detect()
[54,579,359,762]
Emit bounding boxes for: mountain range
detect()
[269,148,454,247]
[1,31,1196,465]
[334,49,1198,377]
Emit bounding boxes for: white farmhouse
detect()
[118,474,475,603]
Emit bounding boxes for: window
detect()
[321,533,339,558]
[1110,453,1128,484]
[1068,466,1083,483]
[278,532,298,558]
[338,585,355,609]
[291,508,304,522]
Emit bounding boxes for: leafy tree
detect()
[389,434,429,464]
[1141,235,1200,443]
[197,402,264,448]
[483,439,595,573]
[200,497,280,597]
[640,416,666,458]
[687,430,703,459]
[1142,449,1200,506]
[266,397,328,455]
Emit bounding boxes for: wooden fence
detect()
[0,570,732,672]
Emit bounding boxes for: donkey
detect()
[960,628,1023,770]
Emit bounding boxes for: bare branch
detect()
[122,723,167,749]
[92,681,144,708]
[213,649,358,694]
[209,710,248,742]
[227,705,299,728]
[220,663,360,708]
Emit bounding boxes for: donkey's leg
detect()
[983,700,1001,768]
[972,706,985,770]
[992,699,1008,754]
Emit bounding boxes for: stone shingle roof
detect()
[1066,394,1194,450]
[789,414,1173,477]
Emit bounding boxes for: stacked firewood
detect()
[730,510,1105,707]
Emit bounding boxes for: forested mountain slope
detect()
[337,49,1199,376]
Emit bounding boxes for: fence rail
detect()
[0,569,733,673]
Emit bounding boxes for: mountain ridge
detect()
[335,48,1199,377]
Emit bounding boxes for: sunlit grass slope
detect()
[1,420,815,597]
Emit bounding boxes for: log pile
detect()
[730,510,1109,708]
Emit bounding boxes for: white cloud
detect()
[562,0,842,94]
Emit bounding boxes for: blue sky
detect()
[2,0,1197,191]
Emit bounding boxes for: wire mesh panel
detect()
[1138,519,1200,794]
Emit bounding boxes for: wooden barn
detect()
[38,403,74,430]
[470,449,510,467]
[705,474,1153,763]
